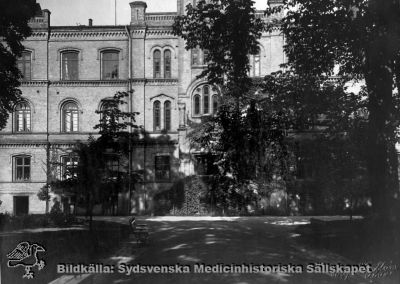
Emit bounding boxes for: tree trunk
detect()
[365,34,399,220]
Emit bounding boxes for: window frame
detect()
[164,100,171,131]
[13,155,31,182]
[101,50,120,80]
[14,101,31,133]
[155,155,171,181]
[61,51,79,80]
[105,154,120,180]
[17,51,32,81]
[164,49,172,79]
[153,100,161,131]
[153,50,161,78]
[192,84,219,117]
[61,101,79,133]
[61,154,78,180]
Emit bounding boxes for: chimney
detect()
[89,18,93,26]
[130,1,147,26]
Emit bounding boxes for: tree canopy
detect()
[0,0,37,129]
[267,0,400,219]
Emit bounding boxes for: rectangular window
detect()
[61,52,79,80]
[102,51,119,79]
[192,49,200,65]
[105,155,119,179]
[17,51,31,80]
[155,155,170,181]
[61,155,78,180]
[14,156,31,181]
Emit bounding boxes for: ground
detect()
[82,216,395,284]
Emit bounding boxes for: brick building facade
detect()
[0,0,285,215]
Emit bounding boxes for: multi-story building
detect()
[0,0,285,215]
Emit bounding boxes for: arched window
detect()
[14,102,31,132]
[101,51,119,79]
[212,95,219,114]
[153,50,161,78]
[192,84,219,116]
[153,100,161,131]
[61,51,79,80]
[164,50,171,78]
[62,101,79,132]
[194,95,201,115]
[164,100,171,131]
[203,85,210,114]
[99,100,114,128]
[17,51,32,80]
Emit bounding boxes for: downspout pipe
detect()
[125,25,133,214]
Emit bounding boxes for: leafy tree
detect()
[51,92,140,227]
[267,0,400,219]
[174,0,373,216]
[174,0,267,191]
[0,0,37,129]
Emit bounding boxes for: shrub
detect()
[154,176,209,216]
[50,200,65,226]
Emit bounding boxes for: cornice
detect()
[50,80,128,87]
[146,29,176,36]
[50,31,127,39]
[20,80,49,87]
[130,78,178,85]
[147,78,178,85]
[0,142,47,148]
[29,31,48,38]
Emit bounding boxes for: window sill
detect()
[13,180,32,183]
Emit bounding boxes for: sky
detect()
[36,0,268,26]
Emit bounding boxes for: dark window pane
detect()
[164,50,171,78]
[164,101,171,131]
[17,51,31,80]
[192,49,199,65]
[153,50,161,78]
[203,85,209,114]
[153,101,161,131]
[155,155,170,180]
[61,52,79,80]
[23,167,30,180]
[194,95,200,115]
[16,167,23,180]
[15,156,30,181]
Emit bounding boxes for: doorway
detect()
[13,196,29,215]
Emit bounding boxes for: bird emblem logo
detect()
[7,241,46,279]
